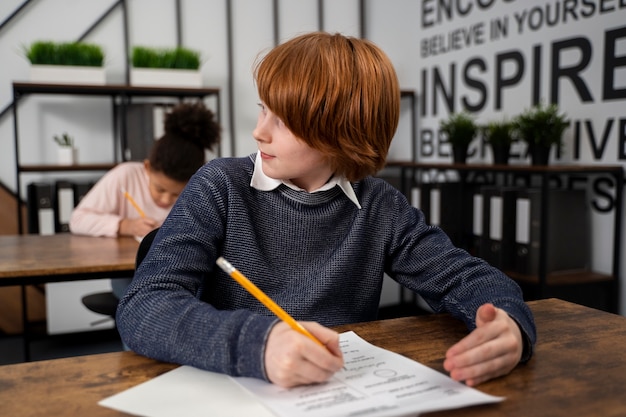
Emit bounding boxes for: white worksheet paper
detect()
[99,331,503,417]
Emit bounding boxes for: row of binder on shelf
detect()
[409,182,591,277]
[26,180,96,235]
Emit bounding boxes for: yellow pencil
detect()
[121,187,146,218]
[216,256,325,348]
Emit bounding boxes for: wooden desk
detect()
[0,234,139,360]
[0,298,624,416]
[0,234,139,286]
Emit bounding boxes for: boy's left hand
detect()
[443,303,523,386]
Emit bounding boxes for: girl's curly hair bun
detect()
[164,101,221,150]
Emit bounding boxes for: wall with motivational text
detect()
[412,0,626,314]
[416,0,625,165]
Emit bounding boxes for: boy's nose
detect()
[253,123,270,143]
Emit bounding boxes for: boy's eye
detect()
[257,102,285,127]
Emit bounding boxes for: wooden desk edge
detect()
[1,299,625,417]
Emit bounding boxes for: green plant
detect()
[514,102,568,149]
[25,41,104,67]
[439,112,477,146]
[483,119,516,146]
[53,133,74,148]
[131,46,201,70]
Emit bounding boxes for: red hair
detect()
[254,32,400,181]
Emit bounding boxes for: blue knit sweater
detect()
[116,155,536,380]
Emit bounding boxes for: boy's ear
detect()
[143,159,151,172]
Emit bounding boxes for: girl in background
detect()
[70,101,220,297]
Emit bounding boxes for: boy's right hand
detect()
[118,217,158,238]
[264,321,344,387]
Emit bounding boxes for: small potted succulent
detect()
[53,133,77,165]
[439,112,478,164]
[130,46,202,87]
[483,119,516,165]
[514,102,569,166]
[24,40,105,84]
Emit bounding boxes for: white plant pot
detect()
[30,65,106,85]
[130,68,203,88]
[57,147,78,165]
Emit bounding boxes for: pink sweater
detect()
[69,162,171,237]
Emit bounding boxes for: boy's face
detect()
[253,103,333,192]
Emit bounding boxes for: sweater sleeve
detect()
[116,160,277,380]
[69,163,167,237]
[384,188,537,357]
[69,167,127,237]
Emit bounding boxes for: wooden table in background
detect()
[0,234,139,286]
[0,234,139,360]
[0,298,624,416]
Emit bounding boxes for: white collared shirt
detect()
[250,151,361,209]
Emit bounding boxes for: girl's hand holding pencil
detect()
[118,188,157,238]
[121,187,146,218]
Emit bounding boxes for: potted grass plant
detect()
[130,46,203,87]
[53,132,78,165]
[483,119,516,165]
[514,102,568,166]
[24,40,105,84]
[440,112,477,164]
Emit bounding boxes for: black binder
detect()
[513,188,590,276]
[467,185,484,257]
[54,180,75,233]
[480,186,519,271]
[413,181,433,221]
[121,103,171,161]
[72,181,95,206]
[26,182,55,235]
[417,182,466,247]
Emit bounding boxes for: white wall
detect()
[1,0,625,314]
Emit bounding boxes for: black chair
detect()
[134,227,160,267]
[81,228,160,322]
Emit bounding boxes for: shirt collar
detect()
[250,151,361,209]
